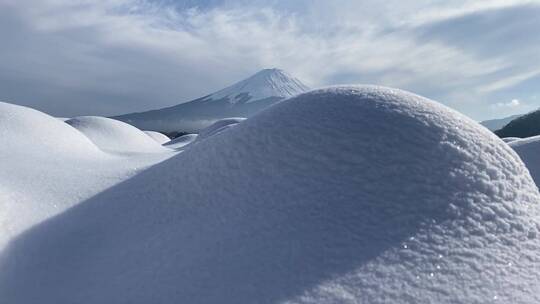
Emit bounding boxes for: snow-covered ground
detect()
[1,86,539,303]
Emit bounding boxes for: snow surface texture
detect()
[143,130,170,144]
[0,102,172,250]
[1,86,539,304]
[510,136,540,186]
[113,69,310,133]
[66,116,167,153]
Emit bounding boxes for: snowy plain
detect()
[1,86,540,303]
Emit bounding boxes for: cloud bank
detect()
[0,0,539,119]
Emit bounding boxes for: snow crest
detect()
[143,130,170,145]
[163,133,198,149]
[196,117,246,141]
[0,102,100,156]
[66,116,167,153]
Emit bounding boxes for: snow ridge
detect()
[66,116,167,154]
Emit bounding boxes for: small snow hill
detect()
[66,116,167,154]
[2,86,539,303]
[112,68,309,133]
[0,102,105,248]
[0,101,100,157]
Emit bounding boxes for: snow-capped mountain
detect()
[113,68,309,133]
[208,68,309,103]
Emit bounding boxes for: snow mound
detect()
[143,130,170,144]
[0,102,104,248]
[66,116,166,153]
[2,86,539,303]
[509,135,540,186]
[0,102,100,156]
[197,117,246,141]
[162,133,198,149]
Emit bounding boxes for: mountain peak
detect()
[208,68,310,103]
[256,68,285,75]
[113,68,310,133]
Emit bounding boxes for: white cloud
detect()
[408,0,538,25]
[478,69,540,93]
[492,99,521,108]
[0,0,539,120]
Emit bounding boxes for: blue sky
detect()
[1,0,539,120]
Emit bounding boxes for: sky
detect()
[1,0,539,120]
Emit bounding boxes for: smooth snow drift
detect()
[66,116,166,153]
[0,102,100,156]
[196,117,246,141]
[113,68,309,133]
[502,137,521,143]
[162,133,198,149]
[1,87,539,303]
[144,130,170,144]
